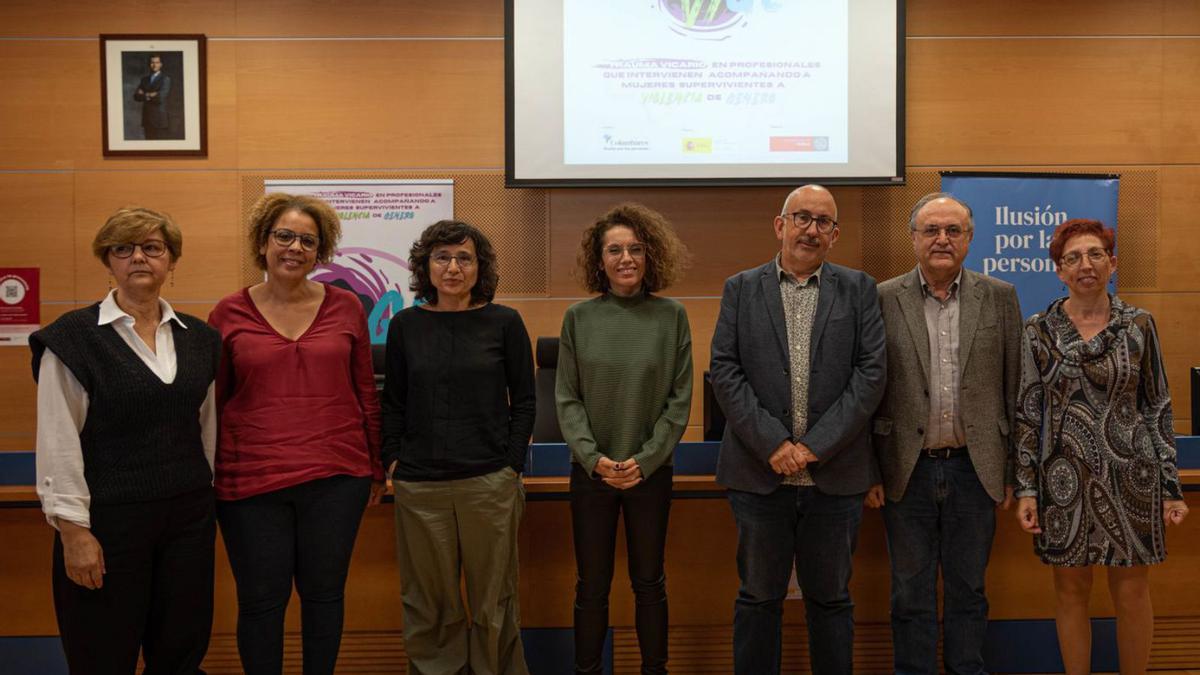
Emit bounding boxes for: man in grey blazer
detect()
[866,193,1022,675]
[710,184,887,675]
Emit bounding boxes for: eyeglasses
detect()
[915,225,968,240]
[270,229,319,251]
[431,252,477,269]
[1059,248,1110,268]
[603,244,647,259]
[786,212,838,233]
[110,241,167,258]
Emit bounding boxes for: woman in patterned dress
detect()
[1014,218,1189,675]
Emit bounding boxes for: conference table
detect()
[2,440,1198,674]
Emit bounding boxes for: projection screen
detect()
[506,0,905,187]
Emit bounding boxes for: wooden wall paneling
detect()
[452,173,550,296]
[518,500,576,626]
[72,171,242,303]
[1164,0,1200,34]
[233,41,504,170]
[1114,169,1161,291]
[1162,39,1200,164]
[0,0,237,38]
[907,0,1167,37]
[547,186,868,299]
[0,42,100,171]
[859,169,941,282]
[680,298,722,440]
[1157,166,1200,292]
[906,39,1164,167]
[233,0,503,38]
[0,305,80,453]
[0,173,76,301]
[0,510,58,635]
[0,41,238,170]
[338,506,406,632]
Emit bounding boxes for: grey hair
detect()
[908,192,974,232]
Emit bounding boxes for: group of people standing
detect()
[708,185,1188,675]
[31,183,1188,675]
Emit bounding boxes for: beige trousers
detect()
[394,467,529,675]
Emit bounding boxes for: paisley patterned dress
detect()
[1014,296,1182,566]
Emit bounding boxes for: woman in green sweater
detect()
[556,203,694,675]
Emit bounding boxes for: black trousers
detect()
[52,486,216,675]
[216,474,371,675]
[570,463,673,675]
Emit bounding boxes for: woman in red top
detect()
[209,193,385,675]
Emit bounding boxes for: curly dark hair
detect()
[576,202,690,294]
[1048,218,1116,263]
[409,220,499,305]
[247,193,341,270]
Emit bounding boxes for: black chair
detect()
[532,337,564,442]
[703,370,726,441]
[371,343,387,392]
[1192,367,1199,435]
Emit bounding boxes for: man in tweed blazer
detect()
[867,193,1022,675]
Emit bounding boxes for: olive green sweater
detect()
[555,292,693,478]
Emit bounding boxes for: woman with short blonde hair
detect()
[32,206,222,673]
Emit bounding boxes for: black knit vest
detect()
[30,303,221,505]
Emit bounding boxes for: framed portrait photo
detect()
[100,34,207,157]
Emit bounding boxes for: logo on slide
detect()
[659,0,747,37]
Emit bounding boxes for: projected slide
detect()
[562,0,848,166]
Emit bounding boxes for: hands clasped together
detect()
[768,439,818,477]
[594,456,643,489]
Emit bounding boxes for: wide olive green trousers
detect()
[393,467,529,675]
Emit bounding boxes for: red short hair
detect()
[1048,219,1115,262]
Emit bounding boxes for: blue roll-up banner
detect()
[940,172,1119,318]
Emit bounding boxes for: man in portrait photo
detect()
[133,53,170,139]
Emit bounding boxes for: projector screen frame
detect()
[504,0,906,188]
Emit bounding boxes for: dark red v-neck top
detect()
[209,285,383,500]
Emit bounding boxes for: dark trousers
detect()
[727,485,864,675]
[217,474,371,675]
[53,486,216,675]
[570,464,673,675]
[883,454,997,675]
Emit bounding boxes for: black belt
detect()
[922,446,967,459]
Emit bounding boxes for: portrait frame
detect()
[100,34,207,157]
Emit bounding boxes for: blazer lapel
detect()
[759,265,789,361]
[958,270,985,373]
[808,264,837,359]
[899,270,931,382]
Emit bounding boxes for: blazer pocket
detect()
[873,418,893,436]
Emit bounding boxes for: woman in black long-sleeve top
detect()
[381,219,536,675]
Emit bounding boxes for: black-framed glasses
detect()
[270,228,320,251]
[786,211,838,233]
[916,225,969,240]
[1059,248,1110,268]
[432,252,477,269]
[110,241,168,258]
[602,243,647,259]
